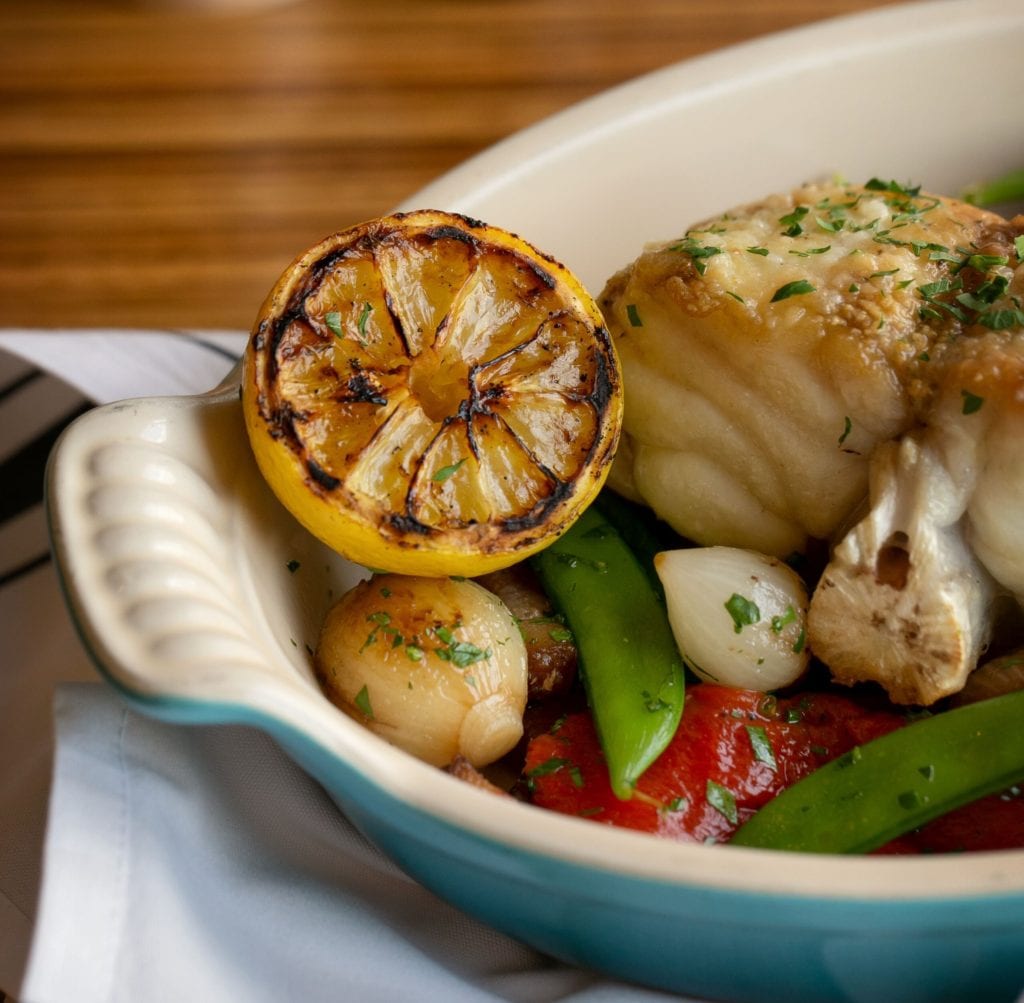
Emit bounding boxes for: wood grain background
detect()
[0,0,898,331]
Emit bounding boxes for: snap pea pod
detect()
[592,489,686,597]
[530,505,685,799]
[731,688,1024,853]
[962,167,1024,209]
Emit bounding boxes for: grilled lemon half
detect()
[242,210,622,577]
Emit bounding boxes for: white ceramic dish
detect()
[48,3,1024,1001]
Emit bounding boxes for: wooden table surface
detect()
[1,0,900,332]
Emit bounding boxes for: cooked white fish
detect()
[601,178,1024,703]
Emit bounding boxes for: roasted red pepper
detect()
[880,790,1024,854]
[525,682,1024,852]
[524,683,904,843]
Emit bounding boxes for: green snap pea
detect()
[962,167,1024,209]
[591,489,686,596]
[530,504,685,800]
[731,688,1024,853]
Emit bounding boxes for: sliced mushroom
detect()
[475,563,578,700]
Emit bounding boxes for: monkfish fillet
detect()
[601,178,1024,703]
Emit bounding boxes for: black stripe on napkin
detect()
[0,399,92,525]
[0,336,244,587]
[0,367,43,402]
[191,336,243,364]
[1,367,92,585]
[0,550,51,589]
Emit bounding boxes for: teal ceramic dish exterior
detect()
[46,3,1024,1001]
[56,683,1024,1003]
[277,728,1024,1003]
[46,383,1024,1003]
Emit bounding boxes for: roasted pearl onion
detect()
[655,546,809,691]
[315,574,528,767]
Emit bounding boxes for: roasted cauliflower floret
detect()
[809,333,1024,704]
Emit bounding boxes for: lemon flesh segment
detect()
[243,210,622,577]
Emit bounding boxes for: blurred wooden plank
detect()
[0,0,899,330]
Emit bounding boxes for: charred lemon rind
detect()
[242,210,622,577]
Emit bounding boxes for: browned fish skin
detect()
[476,564,578,699]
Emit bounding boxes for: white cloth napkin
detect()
[0,331,691,1003]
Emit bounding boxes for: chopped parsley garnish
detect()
[865,177,921,197]
[789,245,831,258]
[918,277,958,300]
[778,205,810,236]
[964,273,1009,307]
[925,246,963,265]
[548,627,574,643]
[626,303,643,327]
[432,458,466,482]
[354,684,374,719]
[441,641,490,667]
[770,279,815,302]
[360,611,393,651]
[356,301,374,342]
[838,416,853,446]
[527,756,583,789]
[325,311,343,338]
[670,235,723,275]
[1015,235,1024,262]
[976,307,1024,330]
[526,756,572,777]
[961,389,985,415]
[725,593,760,633]
[770,605,797,633]
[792,628,806,654]
[816,215,845,233]
[431,624,491,668]
[746,725,777,771]
[966,252,1009,272]
[746,246,770,256]
[706,780,739,824]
